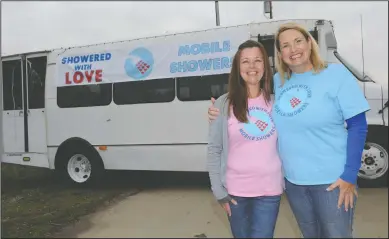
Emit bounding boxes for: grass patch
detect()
[1,164,136,238]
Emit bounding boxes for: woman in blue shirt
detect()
[207,22,369,238]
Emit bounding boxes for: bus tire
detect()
[357,125,388,188]
[55,138,105,186]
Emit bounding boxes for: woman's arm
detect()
[207,96,231,203]
[340,112,368,184]
[332,64,370,184]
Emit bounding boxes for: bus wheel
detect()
[56,141,105,186]
[357,125,388,188]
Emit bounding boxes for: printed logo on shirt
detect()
[274,84,312,117]
[239,106,276,141]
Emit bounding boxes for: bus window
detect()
[2,60,23,111]
[27,56,47,109]
[57,83,112,108]
[113,78,175,105]
[177,73,229,101]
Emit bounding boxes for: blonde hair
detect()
[274,22,327,84]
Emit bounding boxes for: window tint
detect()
[113,78,175,105]
[259,36,277,74]
[57,83,112,108]
[27,56,47,109]
[177,73,229,101]
[310,30,319,44]
[2,60,23,111]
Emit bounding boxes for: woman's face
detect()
[239,47,264,86]
[278,29,312,71]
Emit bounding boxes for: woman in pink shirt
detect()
[207,40,284,238]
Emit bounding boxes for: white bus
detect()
[1,19,388,187]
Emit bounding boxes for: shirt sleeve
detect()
[335,64,371,120]
[207,95,230,202]
[340,112,368,184]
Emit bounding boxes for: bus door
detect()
[25,54,47,153]
[2,54,47,154]
[2,56,24,153]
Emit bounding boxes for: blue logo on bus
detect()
[124,47,154,80]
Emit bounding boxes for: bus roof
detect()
[1,18,331,59]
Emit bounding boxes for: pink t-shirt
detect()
[226,95,284,197]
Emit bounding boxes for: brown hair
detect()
[227,40,273,123]
[275,22,327,84]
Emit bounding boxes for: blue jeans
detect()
[227,194,281,238]
[285,179,356,238]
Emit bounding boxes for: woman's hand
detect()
[208,97,220,122]
[221,198,238,217]
[327,178,358,211]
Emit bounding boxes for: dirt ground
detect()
[61,176,388,238]
[2,165,387,238]
[1,164,139,238]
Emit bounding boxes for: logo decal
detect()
[239,106,276,141]
[290,97,302,108]
[274,84,312,117]
[124,47,154,80]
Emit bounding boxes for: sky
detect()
[1,1,388,86]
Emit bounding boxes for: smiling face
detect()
[278,29,312,72]
[227,40,273,123]
[239,47,265,86]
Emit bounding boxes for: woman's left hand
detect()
[326,178,358,211]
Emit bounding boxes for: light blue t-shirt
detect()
[272,63,370,185]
